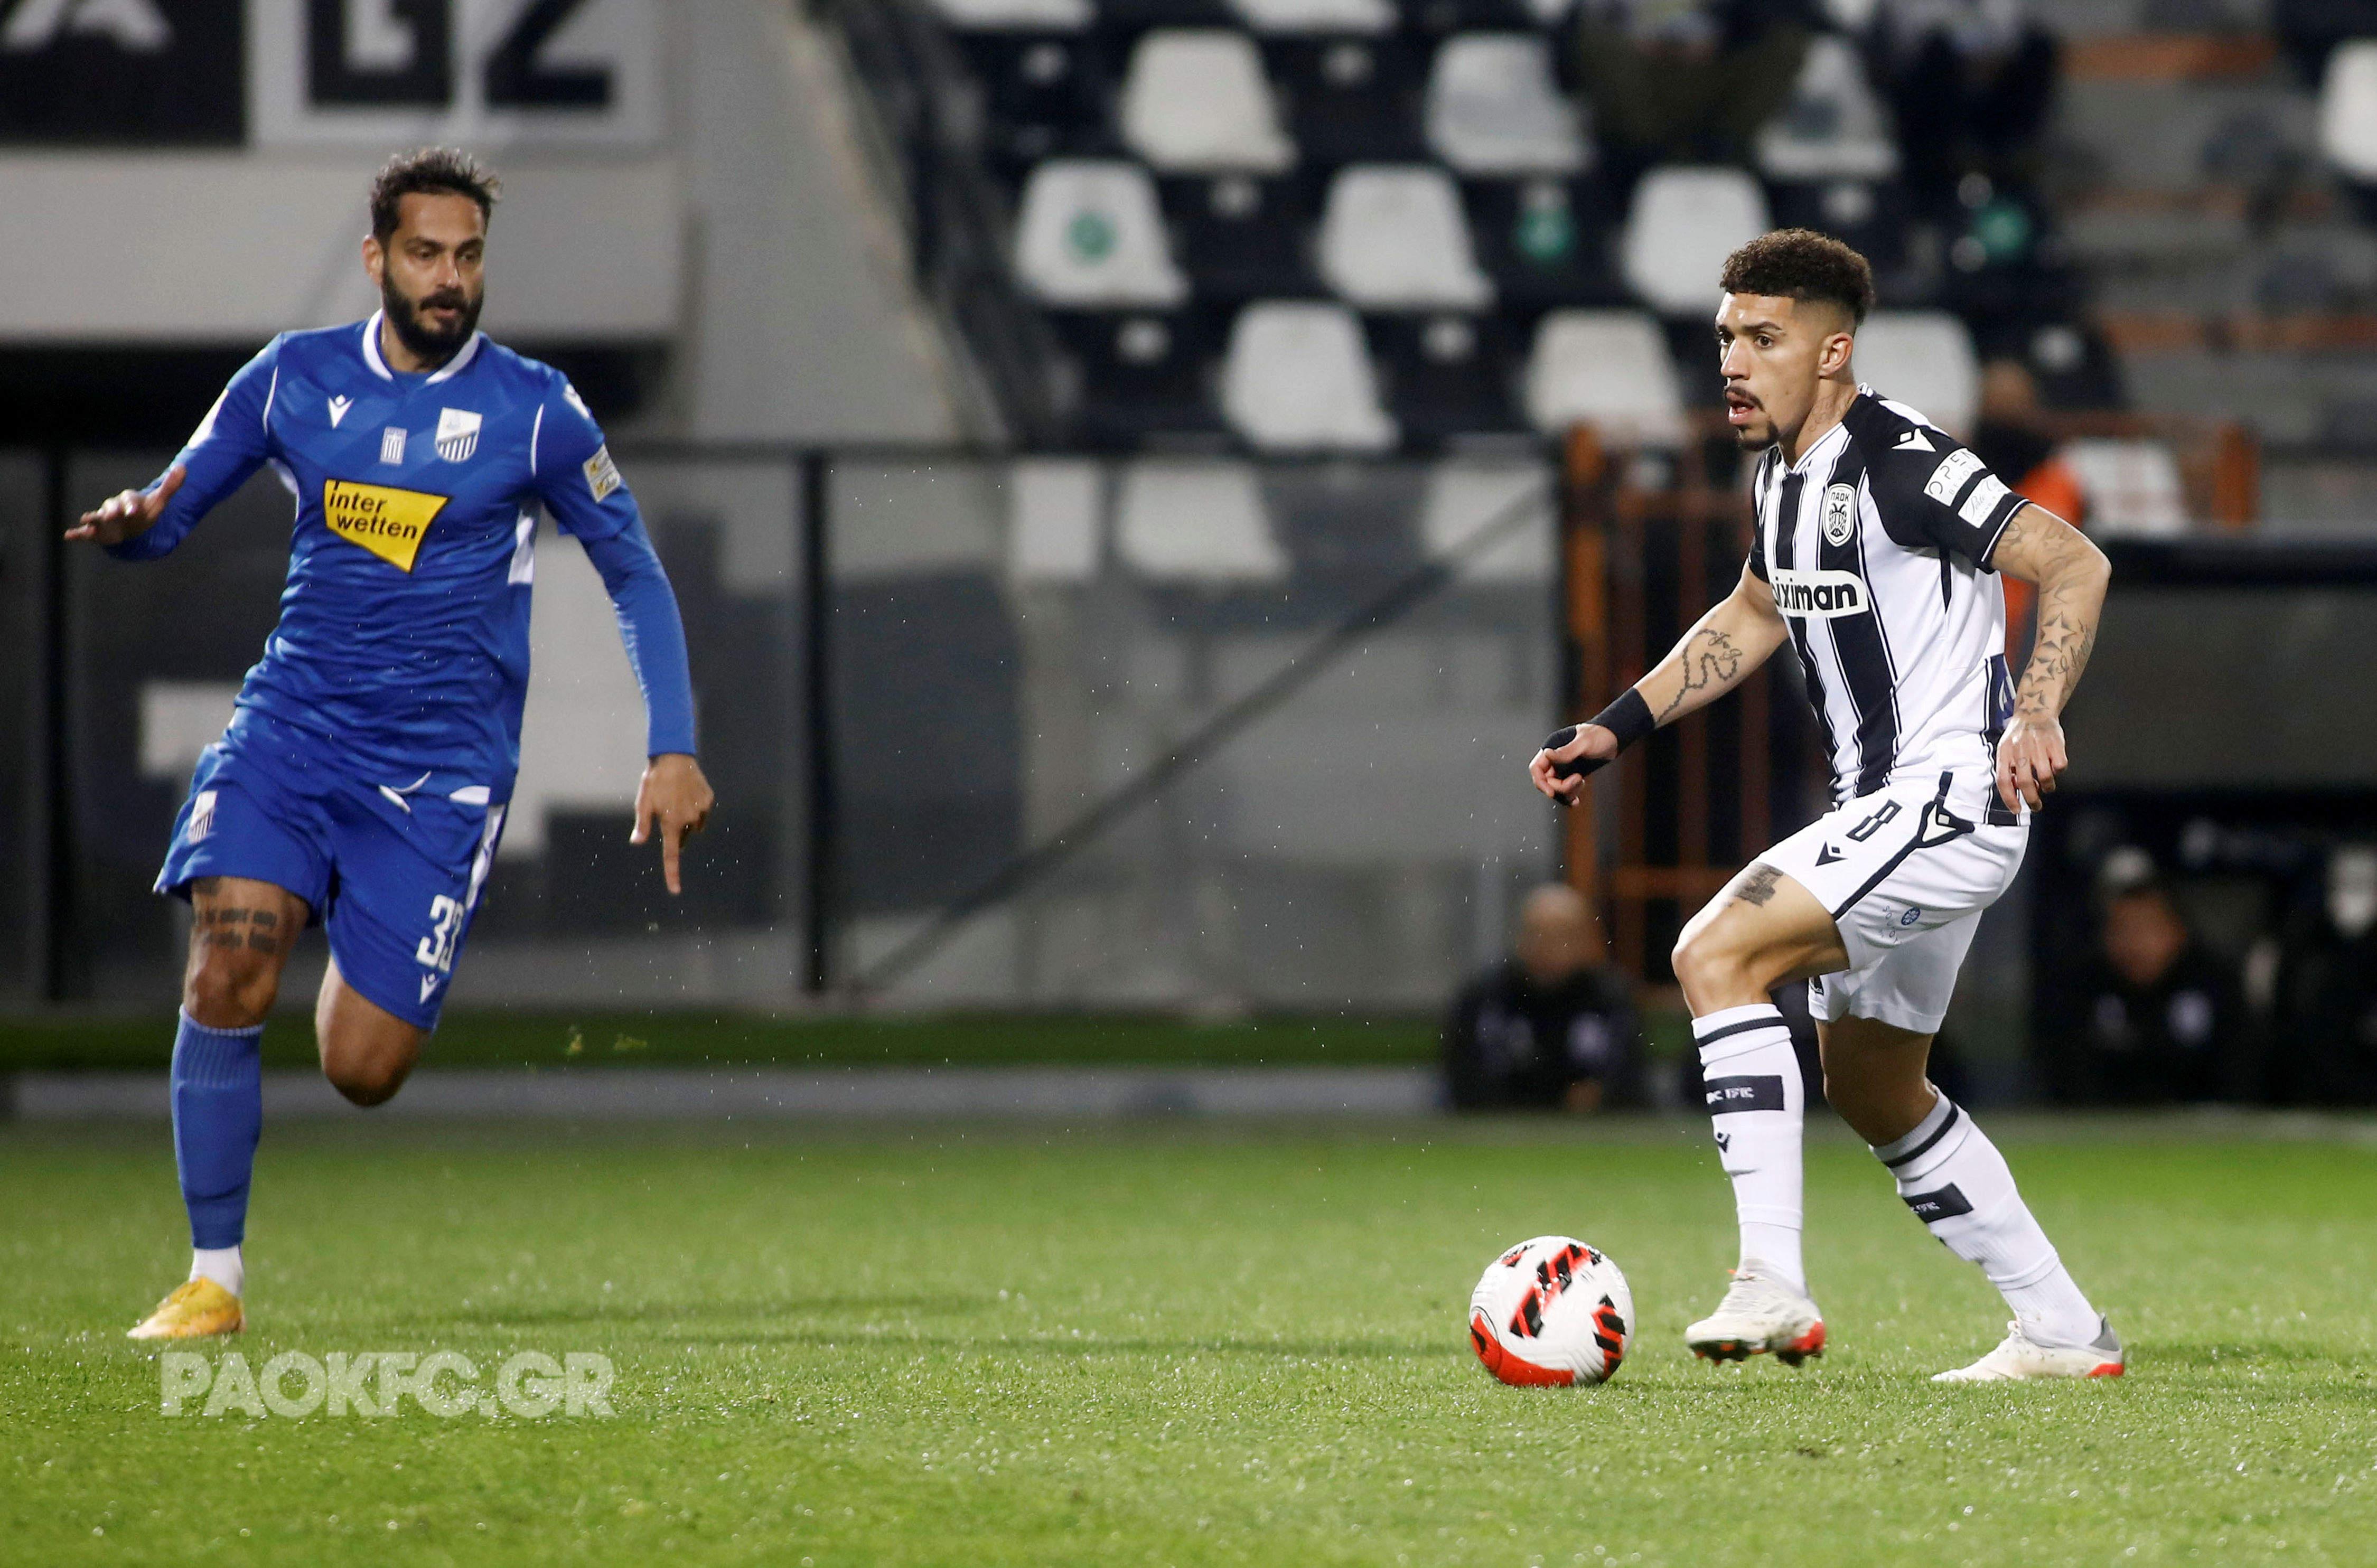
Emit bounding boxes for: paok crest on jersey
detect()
[1745,387,2025,809]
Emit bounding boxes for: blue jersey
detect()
[113,312,696,796]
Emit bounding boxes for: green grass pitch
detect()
[6,1116,2376,1565]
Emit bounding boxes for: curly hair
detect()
[368,147,501,242]
[1718,229,1876,324]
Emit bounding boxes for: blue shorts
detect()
[156,712,509,1031]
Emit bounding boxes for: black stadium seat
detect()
[953,31,1118,172]
[1045,307,1229,444]
[1155,172,1321,300]
[1364,311,1523,442]
[1261,32,1428,165]
[1461,174,1625,307]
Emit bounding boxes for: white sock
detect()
[1695,1003,1806,1297]
[190,1245,244,1299]
[1873,1091,2100,1347]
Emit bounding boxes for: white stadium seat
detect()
[1227,0,1395,34]
[1854,311,1980,437]
[1120,30,1297,174]
[2063,439,2190,538]
[1420,459,1555,581]
[1521,309,1686,445]
[1013,160,1188,307]
[1754,34,1899,181]
[1317,165,1493,308]
[2321,41,2377,181]
[1115,458,1292,580]
[1221,301,1399,451]
[1618,166,1770,316]
[1006,458,1105,584]
[1424,34,1589,176]
[928,0,1090,27]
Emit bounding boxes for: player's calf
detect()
[315,960,427,1107]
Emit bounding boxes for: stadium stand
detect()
[850,0,2289,521]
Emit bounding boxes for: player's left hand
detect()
[632,753,715,895]
[1995,711,2067,812]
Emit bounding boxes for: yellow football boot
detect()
[127,1278,244,1340]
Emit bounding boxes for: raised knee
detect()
[1670,927,1735,995]
[325,1056,408,1107]
[183,956,277,1030]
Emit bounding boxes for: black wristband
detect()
[1542,689,1655,781]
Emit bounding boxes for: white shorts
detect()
[1759,767,2028,1036]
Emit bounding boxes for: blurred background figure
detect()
[2272,843,2377,1104]
[2042,853,2246,1105]
[1865,0,2060,220]
[1571,0,1815,194]
[1971,357,2088,659]
[1443,884,1640,1112]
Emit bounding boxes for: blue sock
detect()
[171,1011,264,1251]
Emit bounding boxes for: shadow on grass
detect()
[408,1293,1008,1329]
[2142,1339,2377,1371]
[657,1328,1463,1362]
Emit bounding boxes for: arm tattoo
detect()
[1656,628,1746,723]
[1730,863,1784,907]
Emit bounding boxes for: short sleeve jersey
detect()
[1745,387,2023,801]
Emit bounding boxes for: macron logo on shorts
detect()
[188,790,218,844]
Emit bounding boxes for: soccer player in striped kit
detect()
[1532,230,2121,1381]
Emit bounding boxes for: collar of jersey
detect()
[359,310,484,386]
[1784,415,1852,475]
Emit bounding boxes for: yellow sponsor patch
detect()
[323,479,448,571]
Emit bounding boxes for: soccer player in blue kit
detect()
[69,149,716,1339]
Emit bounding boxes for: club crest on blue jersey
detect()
[435,408,482,463]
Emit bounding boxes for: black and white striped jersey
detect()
[1745,387,2024,808]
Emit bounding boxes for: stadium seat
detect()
[952,32,1115,173]
[929,0,1091,26]
[1046,309,1227,443]
[1618,167,1770,316]
[1424,33,1588,176]
[1854,311,1980,436]
[1220,301,1400,450]
[1317,165,1493,309]
[1366,312,1523,440]
[1228,0,1395,33]
[1014,160,1189,307]
[1156,172,1321,299]
[1753,34,1899,182]
[2321,41,2377,182]
[1462,175,1623,305]
[1419,458,1555,580]
[1763,177,1910,274]
[1521,309,1686,445]
[2063,439,2189,538]
[1006,457,1106,584]
[1119,30,1297,172]
[1114,458,1293,579]
[1264,33,1429,164]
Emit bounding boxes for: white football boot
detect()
[1932,1318,2125,1383]
[1685,1268,1827,1366]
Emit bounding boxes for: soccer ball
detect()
[1467,1235,1633,1387]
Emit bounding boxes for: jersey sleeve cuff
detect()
[1973,494,2026,571]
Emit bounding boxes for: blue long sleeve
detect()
[108,339,282,562]
[577,516,699,758]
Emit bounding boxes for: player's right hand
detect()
[1529,724,1618,806]
[67,465,184,546]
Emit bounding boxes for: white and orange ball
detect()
[1467,1235,1633,1387]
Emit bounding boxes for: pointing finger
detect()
[662,820,684,896]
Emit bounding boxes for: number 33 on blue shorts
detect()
[156,717,508,1031]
